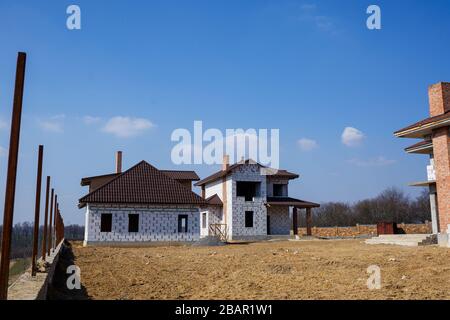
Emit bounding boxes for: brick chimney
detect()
[428,82,450,117]
[116,151,122,173]
[222,154,229,171]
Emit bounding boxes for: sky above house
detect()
[0,0,449,225]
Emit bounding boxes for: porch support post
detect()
[429,184,439,234]
[292,207,298,235]
[306,208,312,236]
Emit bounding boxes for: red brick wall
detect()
[297,223,432,237]
[432,127,450,231]
[428,82,450,116]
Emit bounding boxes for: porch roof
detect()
[266,197,320,208]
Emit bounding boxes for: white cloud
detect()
[0,146,7,157]
[341,127,365,147]
[297,138,318,151]
[347,156,396,167]
[102,116,154,138]
[83,116,101,125]
[38,115,65,133]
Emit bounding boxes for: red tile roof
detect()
[79,161,207,208]
[194,159,299,186]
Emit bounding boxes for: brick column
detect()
[428,83,450,237]
[432,127,450,232]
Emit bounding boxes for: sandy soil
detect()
[71,240,450,300]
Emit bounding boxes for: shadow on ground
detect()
[47,240,90,300]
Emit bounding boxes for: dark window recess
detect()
[273,184,284,197]
[178,215,188,233]
[128,214,139,233]
[202,212,207,228]
[245,211,254,228]
[100,214,112,232]
[236,182,260,201]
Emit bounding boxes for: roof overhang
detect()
[266,197,320,208]
[395,117,450,138]
[405,141,433,154]
[408,180,436,187]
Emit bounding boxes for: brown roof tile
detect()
[205,194,223,206]
[160,170,200,181]
[79,161,207,207]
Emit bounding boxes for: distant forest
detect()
[0,224,84,260]
[299,187,431,227]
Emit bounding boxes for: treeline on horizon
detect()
[299,187,431,227]
[0,224,84,260]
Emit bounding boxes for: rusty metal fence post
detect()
[53,195,57,250]
[42,176,50,260]
[31,145,44,277]
[48,188,54,256]
[0,52,27,300]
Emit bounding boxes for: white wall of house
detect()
[204,179,223,200]
[84,204,200,245]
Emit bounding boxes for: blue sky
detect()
[0,0,449,225]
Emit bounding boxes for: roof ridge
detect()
[79,160,206,206]
[79,160,149,202]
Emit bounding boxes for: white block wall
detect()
[84,204,200,244]
[267,206,291,235]
[229,164,268,240]
[266,178,289,197]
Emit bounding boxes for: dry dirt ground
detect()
[71,240,450,300]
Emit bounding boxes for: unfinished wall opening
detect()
[273,184,286,197]
[128,214,139,233]
[245,211,254,228]
[178,215,188,233]
[237,182,261,201]
[202,212,207,228]
[100,213,112,232]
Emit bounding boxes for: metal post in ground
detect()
[42,176,50,260]
[53,195,57,250]
[48,188,54,256]
[31,145,44,277]
[0,52,27,300]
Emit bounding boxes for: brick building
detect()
[395,82,450,247]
